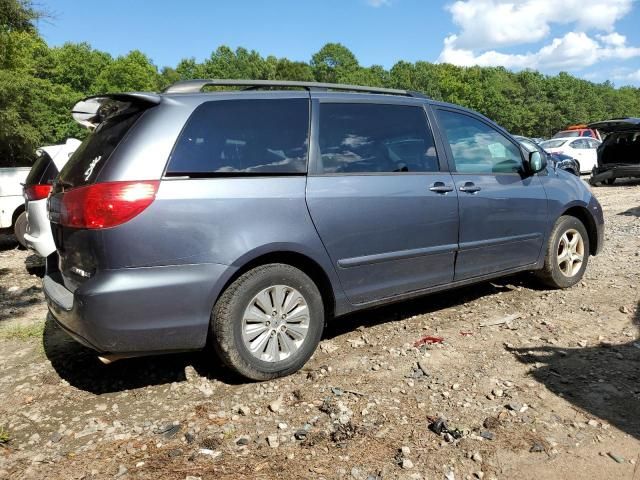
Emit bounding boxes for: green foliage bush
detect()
[1,0,639,166]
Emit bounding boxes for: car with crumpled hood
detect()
[588,118,640,185]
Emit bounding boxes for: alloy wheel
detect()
[241,285,310,362]
[557,228,584,277]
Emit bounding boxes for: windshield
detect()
[552,130,580,138]
[540,139,566,149]
[517,138,539,153]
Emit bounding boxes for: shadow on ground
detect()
[0,286,42,322]
[43,274,537,394]
[619,206,640,218]
[509,301,640,440]
[325,273,540,340]
[0,234,18,252]
[595,178,640,188]
[0,266,42,322]
[42,315,245,394]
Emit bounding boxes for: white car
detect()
[0,165,30,243]
[539,137,600,174]
[23,139,81,257]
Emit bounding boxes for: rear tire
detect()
[211,263,324,381]
[535,215,589,289]
[13,211,28,248]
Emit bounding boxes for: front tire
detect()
[211,263,324,381]
[536,215,590,289]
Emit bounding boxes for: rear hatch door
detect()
[588,118,640,167]
[48,94,160,291]
[588,118,640,133]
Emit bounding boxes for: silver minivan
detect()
[44,80,604,380]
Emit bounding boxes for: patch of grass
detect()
[0,321,44,340]
[0,427,10,444]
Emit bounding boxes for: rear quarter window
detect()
[166,98,310,176]
[25,152,58,186]
[58,111,143,188]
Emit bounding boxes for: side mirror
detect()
[526,150,546,174]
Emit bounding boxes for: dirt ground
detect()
[0,181,638,480]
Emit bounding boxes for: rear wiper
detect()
[55,180,74,190]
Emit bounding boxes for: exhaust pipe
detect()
[98,353,134,364]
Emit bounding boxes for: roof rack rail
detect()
[162,79,428,98]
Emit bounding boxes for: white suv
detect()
[23,139,80,256]
[0,165,30,243]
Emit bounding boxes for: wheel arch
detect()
[12,203,25,226]
[561,205,598,255]
[218,250,337,320]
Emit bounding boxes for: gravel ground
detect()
[0,181,638,480]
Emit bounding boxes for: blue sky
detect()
[38,0,640,86]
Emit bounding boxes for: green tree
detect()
[0,0,40,32]
[274,59,315,81]
[310,43,359,83]
[200,46,271,80]
[0,71,84,165]
[49,42,112,92]
[92,50,161,93]
[175,58,204,80]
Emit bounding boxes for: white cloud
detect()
[366,0,392,7]
[612,69,640,84]
[437,0,640,73]
[438,31,640,71]
[598,32,626,47]
[446,0,633,50]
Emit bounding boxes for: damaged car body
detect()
[589,118,640,185]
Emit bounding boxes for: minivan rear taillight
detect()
[25,184,53,201]
[59,181,159,229]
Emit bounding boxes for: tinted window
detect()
[59,111,143,188]
[167,99,309,176]
[581,130,593,137]
[25,151,59,186]
[317,103,438,174]
[552,130,580,138]
[570,139,588,149]
[540,139,567,149]
[436,110,522,174]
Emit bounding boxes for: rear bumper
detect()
[43,262,235,354]
[24,199,56,257]
[590,164,640,183]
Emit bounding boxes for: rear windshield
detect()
[552,130,580,138]
[58,111,143,188]
[166,98,309,176]
[540,139,567,149]
[25,151,58,186]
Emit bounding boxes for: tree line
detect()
[2,0,640,166]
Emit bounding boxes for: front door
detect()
[306,99,459,304]
[433,108,548,281]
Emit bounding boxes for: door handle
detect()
[429,181,454,193]
[459,181,481,193]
